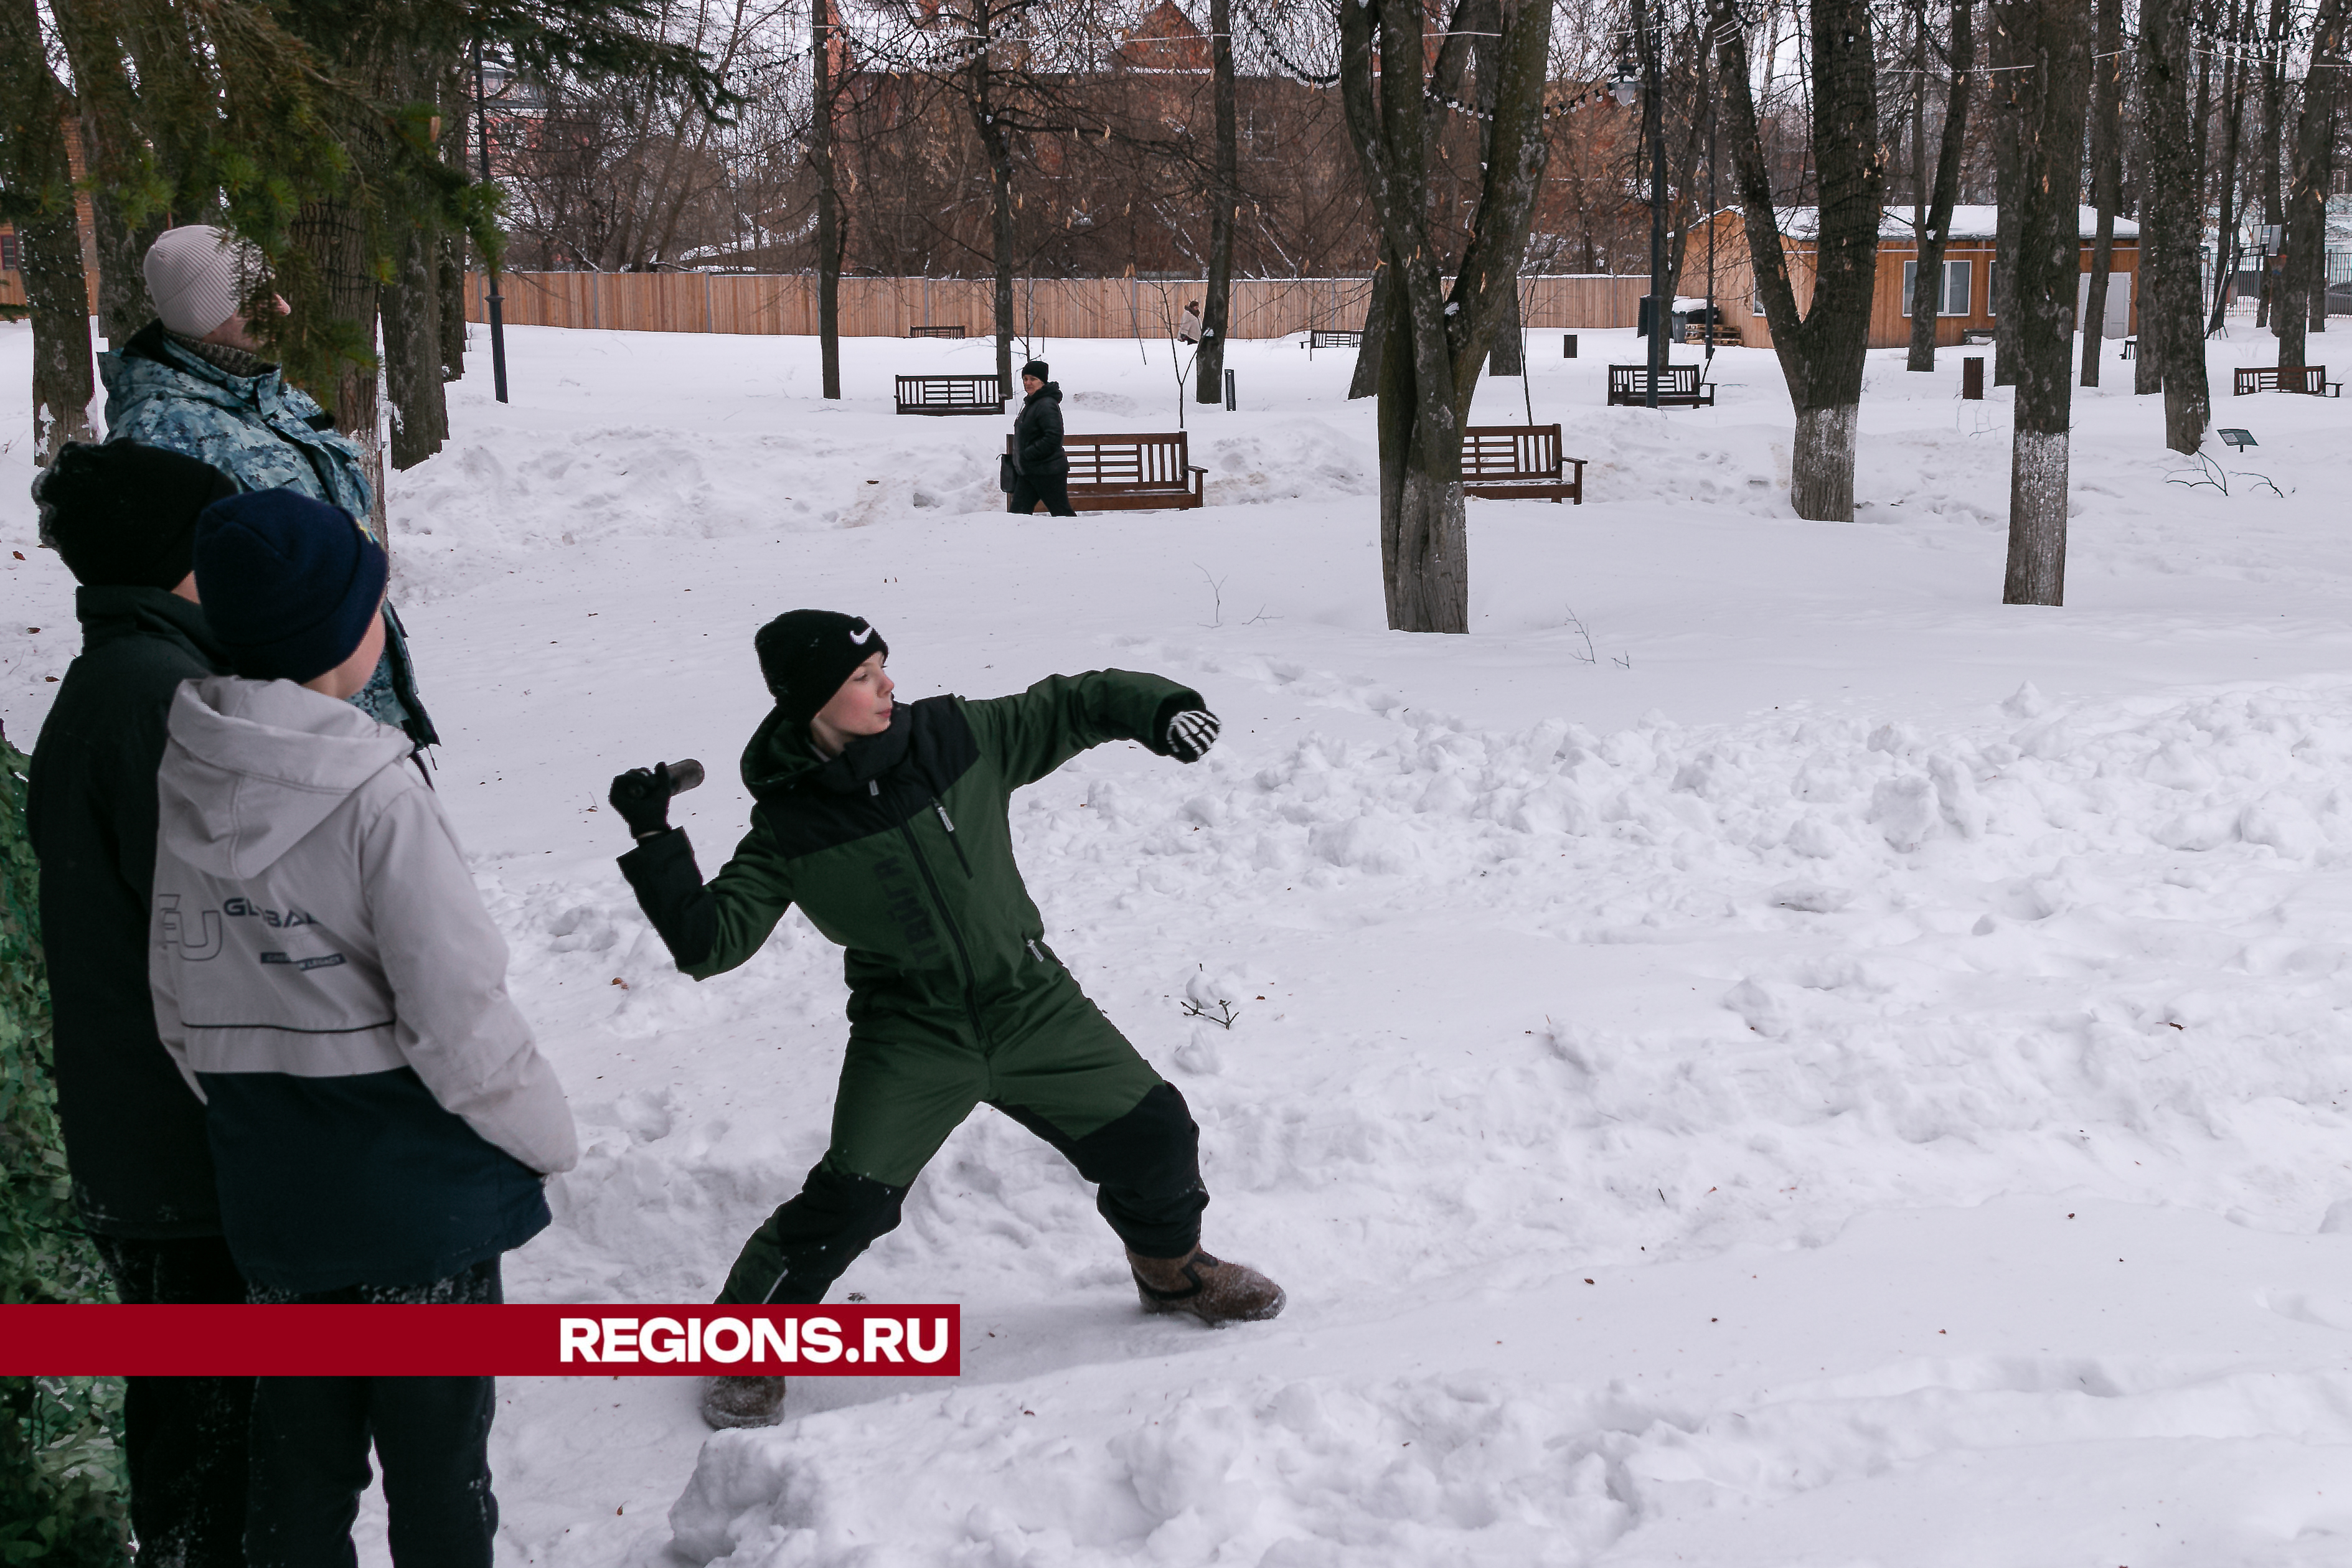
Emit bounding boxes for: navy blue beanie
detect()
[193,488,389,684]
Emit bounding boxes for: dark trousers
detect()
[1008,472,1077,517]
[93,1233,255,1568]
[720,1081,1208,1304]
[244,1259,502,1568]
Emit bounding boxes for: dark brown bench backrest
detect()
[1461,425,1561,479]
[1009,431,1195,488]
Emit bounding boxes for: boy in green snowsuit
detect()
[611,611,1283,1427]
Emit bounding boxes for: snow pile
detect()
[7,321,2352,1566]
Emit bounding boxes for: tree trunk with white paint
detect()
[2001,0,2088,606]
[1711,0,1884,522]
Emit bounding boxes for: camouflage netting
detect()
[0,734,131,1566]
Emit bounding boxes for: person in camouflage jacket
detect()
[98,226,436,747]
[611,611,1284,1430]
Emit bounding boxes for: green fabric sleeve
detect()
[690,814,802,980]
[961,669,1203,789]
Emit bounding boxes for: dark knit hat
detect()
[755,609,888,726]
[1021,359,1050,382]
[32,441,237,589]
[192,489,388,684]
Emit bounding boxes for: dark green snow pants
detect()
[716,998,1207,1305]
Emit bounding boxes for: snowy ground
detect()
[8,313,2352,1566]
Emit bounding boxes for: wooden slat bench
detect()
[2234,364,2338,396]
[1606,364,1716,408]
[895,373,1005,415]
[1461,424,1583,504]
[1006,431,1205,510]
[908,324,967,338]
[1308,328,1363,353]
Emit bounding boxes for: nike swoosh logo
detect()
[850,626,875,645]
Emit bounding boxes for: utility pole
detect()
[473,37,509,403]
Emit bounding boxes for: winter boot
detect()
[700,1374,786,1430]
[1127,1246,1286,1325]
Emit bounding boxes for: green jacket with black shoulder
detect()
[618,670,1202,1046]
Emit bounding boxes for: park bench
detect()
[2233,364,2339,397]
[1005,430,1205,511]
[1606,364,1716,408]
[1461,424,1583,504]
[1308,328,1363,354]
[908,324,967,339]
[895,373,1006,416]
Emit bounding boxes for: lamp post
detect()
[473,37,510,403]
[1612,3,1668,409]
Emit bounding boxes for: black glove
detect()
[609,764,680,838]
[1163,709,1220,763]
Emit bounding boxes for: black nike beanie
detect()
[755,609,888,727]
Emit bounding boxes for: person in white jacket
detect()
[151,486,576,1568]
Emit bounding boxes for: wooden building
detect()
[0,118,103,317]
[1696,205,2140,350]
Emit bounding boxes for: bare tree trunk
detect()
[966,5,1017,393]
[2277,0,2348,367]
[0,0,96,462]
[1195,0,1238,402]
[1712,0,1884,520]
[2205,0,2249,335]
[49,0,161,344]
[1490,277,1525,373]
[1474,0,1525,375]
[2133,27,2167,403]
[1640,0,1668,403]
[1908,0,1976,372]
[438,232,467,381]
[2081,0,2121,384]
[437,72,468,383]
[1348,7,1484,404]
[2140,0,2213,449]
[813,0,843,398]
[1990,10,2023,385]
[1348,261,1391,399]
[291,197,387,532]
[384,222,448,470]
[2256,0,2288,329]
[1338,0,1551,632]
[2001,0,2089,606]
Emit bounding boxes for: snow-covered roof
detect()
[1734,205,2140,243]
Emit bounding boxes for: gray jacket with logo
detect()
[151,675,575,1289]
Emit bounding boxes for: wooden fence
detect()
[464,272,1648,339]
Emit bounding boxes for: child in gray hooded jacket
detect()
[151,487,575,1568]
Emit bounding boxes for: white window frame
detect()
[1902,258,1975,317]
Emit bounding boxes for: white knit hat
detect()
[143,225,260,339]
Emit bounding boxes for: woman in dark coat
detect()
[1008,359,1077,517]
